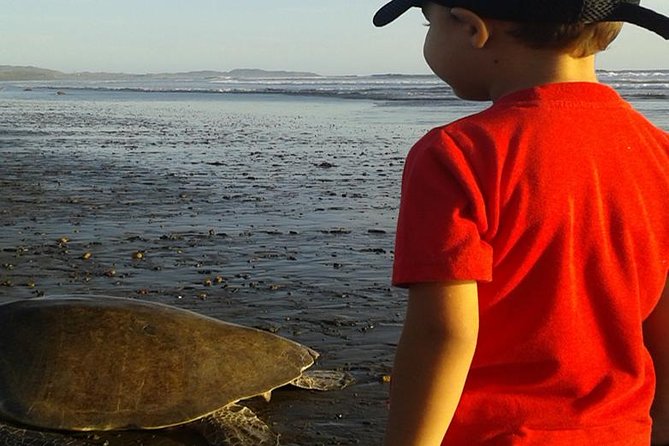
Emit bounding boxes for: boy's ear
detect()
[450,7,491,49]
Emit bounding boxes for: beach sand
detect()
[0,94,419,445]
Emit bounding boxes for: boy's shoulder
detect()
[431,82,662,142]
[411,82,667,167]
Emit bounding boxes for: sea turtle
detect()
[0,295,352,446]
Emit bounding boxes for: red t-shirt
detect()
[393,83,669,445]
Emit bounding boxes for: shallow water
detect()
[0,90,479,445]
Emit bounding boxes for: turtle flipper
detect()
[0,422,93,446]
[195,404,279,446]
[290,370,354,391]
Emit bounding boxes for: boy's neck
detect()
[487,50,599,101]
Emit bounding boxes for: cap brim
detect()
[609,3,669,39]
[373,0,420,27]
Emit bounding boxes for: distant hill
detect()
[226,68,320,78]
[0,65,64,81]
[0,65,321,81]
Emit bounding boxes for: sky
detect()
[1,0,667,76]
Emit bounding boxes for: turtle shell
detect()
[0,296,317,431]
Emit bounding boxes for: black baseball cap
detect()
[373,0,669,39]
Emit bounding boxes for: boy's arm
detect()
[645,277,669,445]
[384,281,479,446]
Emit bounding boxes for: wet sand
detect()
[0,93,431,445]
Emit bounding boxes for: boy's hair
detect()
[507,21,624,57]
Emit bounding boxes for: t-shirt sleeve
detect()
[392,129,493,287]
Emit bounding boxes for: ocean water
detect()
[0,71,667,445]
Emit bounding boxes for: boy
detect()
[373,0,669,445]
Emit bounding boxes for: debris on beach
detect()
[103,268,116,278]
[321,228,352,235]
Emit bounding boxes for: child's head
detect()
[374,0,668,100]
[374,0,669,41]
